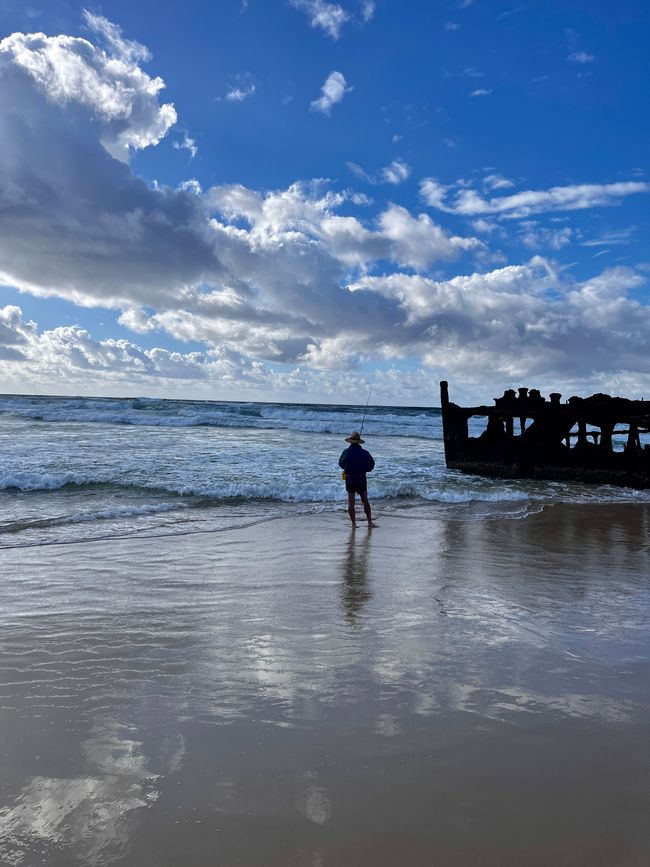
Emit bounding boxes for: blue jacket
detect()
[339,444,375,480]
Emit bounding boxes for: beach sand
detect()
[0,503,649,866]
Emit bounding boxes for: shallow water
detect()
[2,394,650,548]
[0,506,648,866]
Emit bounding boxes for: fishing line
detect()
[359,389,372,435]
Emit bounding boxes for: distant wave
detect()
[0,396,441,438]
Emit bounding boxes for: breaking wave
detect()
[0,395,441,438]
[2,470,646,507]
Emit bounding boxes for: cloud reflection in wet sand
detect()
[0,721,164,866]
[0,505,648,865]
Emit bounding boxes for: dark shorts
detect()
[345,477,367,495]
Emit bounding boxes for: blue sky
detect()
[0,0,648,404]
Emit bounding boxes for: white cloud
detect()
[483,173,514,191]
[519,223,573,250]
[568,51,594,63]
[419,179,451,209]
[381,159,411,185]
[420,178,650,219]
[347,158,411,185]
[472,218,499,234]
[377,205,483,270]
[173,131,197,158]
[347,262,650,388]
[225,74,256,102]
[0,23,176,161]
[4,246,650,400]
[5,257,650,400]
[205,182,482,274]
[82,10,150,63]
[4,15,650,400]
[226,85,255,101]
[310,71,352,114]
[290,0,350,39]
[346,160,370,181]
[0,24,217,309]
[470,88,492,97]
[361,1,376,22]
[580,228,636,248]
[445,21,460,31]
[0,305,266,389]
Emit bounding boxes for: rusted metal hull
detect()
[440,381,650,489]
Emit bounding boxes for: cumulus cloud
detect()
[290,0,350,39]
[420,178,650,219]
[377,205,483,270]
[0,7,484,374]
[0,20,176,161]
[470,88,492,97]
[419,179,450,210]
[0,28,220,309]
[7,254,650,400]
[4,14,650,400]
[0,305,269,390]
[381,159,411,185]
[348,262,650,388]
[310,70,351,114]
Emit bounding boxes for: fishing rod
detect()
[359,389,372,436]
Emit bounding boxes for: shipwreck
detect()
[440,381,650,489]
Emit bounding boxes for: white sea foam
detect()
[0,471,113,491]
[2,394,649,547]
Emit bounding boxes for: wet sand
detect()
[0,503,649,866]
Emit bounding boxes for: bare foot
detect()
[350,523,357,529]
[368,521,379,528]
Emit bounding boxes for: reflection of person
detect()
[340,529,372,624]
[338,431,378,529]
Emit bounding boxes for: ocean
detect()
[2,393,649,548]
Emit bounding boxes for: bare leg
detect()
[360,491,378,527]
[347,490,357,528]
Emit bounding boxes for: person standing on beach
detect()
[339,432,378,529]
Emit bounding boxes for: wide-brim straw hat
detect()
[345,431,365,444]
